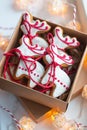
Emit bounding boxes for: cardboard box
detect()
[0,14,87,113]
[18,97,52,122]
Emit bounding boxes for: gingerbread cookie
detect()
[53,27,80,50]
[41,39,72,97]
[15,35,45,88]
[21,12,51,48]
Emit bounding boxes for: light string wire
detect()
[0,26,15,30]
[75,121,87,129]
[64,2,77,30]
[0,105,22,130]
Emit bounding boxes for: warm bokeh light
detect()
[83,53,87,69]
[48,0,67,15]
[66,20,81,31]
[14,0,30,10]
[51,112,83,129]
[52,112,67,128]
[0,36,9,51]
[82,84,87,99]
[40,108,59,120]
[19,116,36,130]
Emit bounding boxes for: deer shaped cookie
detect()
[41,31,80,98]
[15,35,46,88]
[21,12,51,48]
[54,27,80,50]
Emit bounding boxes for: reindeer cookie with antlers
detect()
[21,12,51,48]
[41,27,80,98]
[14,35,46,88]
[53,27,80,50]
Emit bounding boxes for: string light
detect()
[83,53,87,69]
[66,21,81,31]
[0,35,9,51]
[52,112,67,128]
[19,116,36,130]
[14,0,30,10]
[82,84,87,99]
[48,0,67,15]
[0,105,22,130]
[51,112,84,130]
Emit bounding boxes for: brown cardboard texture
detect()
[18,97,52,122]
[19,97,61,122]
[0,13,87,112]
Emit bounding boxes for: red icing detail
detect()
[48,73,69,90]
[18,66,40,78]
[60,82,63,85]
[63,85,66,87]
[25,69,27,71]
[66,86,69,90]
[54,77,57,80]
[34,73,36,76]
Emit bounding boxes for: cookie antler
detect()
[54,27,80,49]
[21,12,50,36]
[31,20,50,31]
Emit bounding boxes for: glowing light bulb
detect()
[19,116,36,130]
[14,0,30,10]
[66,21,81,31]
[52,112,67,128]
[48,0,67,15]
[82,84,87,99]
[83,53,87,69]
[62,120,79,130]
[0,36,9,51]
